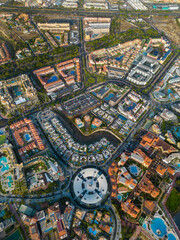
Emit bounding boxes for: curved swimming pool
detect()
[104,93,115,101]
[168,233,176,240]
[151,217,167,237]
[151,218,177,240]
[89,227,97,236]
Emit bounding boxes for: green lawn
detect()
[5,229,23,240]
[166,188,180,213]
[0,135,6,145]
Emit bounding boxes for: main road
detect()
[0,5,180,18]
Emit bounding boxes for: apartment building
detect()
[37,23,70,32]
[84,0,109,9]
[121,199,140,218]
[0,42,11,63]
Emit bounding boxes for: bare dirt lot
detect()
[152,17,180,46]
[137,233,151,240]
[119,19,137,32]
[0,21,14,43]
[0,18,38,43]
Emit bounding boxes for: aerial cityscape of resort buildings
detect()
[12,0,180,10]
[0,2,179,240]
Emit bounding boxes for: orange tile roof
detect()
[143,200,156,213]
[138,177,159,198]
[156,164,167,177]
[112,185,117,190]
[111,192,117,198]
[140,132,177,154]
[134,148,152,167]
[118,187,129,193]
[29,224,40,240]
[167,166,175,175]
[121,199,140,218]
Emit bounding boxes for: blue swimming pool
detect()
[172,126,180,140]
[150,49,159,57]
[127,102,136,111]
[70,70,75,75]
[168,233,176,240]
[89,227,97,236]
[143,223,147,229]
[0,210,5,217]
[45,227,53,233]
[14,86,22,96]
[7,175,13,188]
[168,94,173,99]
[47,75,58,83]
[118,114,127,121]
[168,89,173,94]
[0,157,9,173]
[116,55,124,61]
[55,36,60,40]
[104,93,115,101]
[129,165,138,175]
[94,219,98,224]
[92,33,99,39]
[24,133,31,142]
[117,195,122,201]
[92,124,97,129]
[151,217,167,237]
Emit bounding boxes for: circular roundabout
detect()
[70,166,111,209]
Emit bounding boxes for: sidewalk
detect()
[112,205,122,239]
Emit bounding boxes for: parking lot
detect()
[63,93,100,116]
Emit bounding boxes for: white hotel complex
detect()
[71,166,110,208]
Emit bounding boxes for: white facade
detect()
[73,167,108,206]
